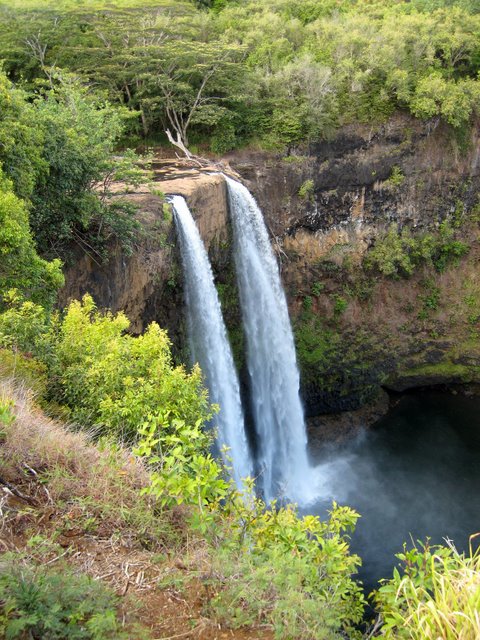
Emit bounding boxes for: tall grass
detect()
[375,537,480,639]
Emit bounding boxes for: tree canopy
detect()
[0,0,478,151]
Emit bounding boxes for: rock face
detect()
[61,116,480,423]
[60,168,228,347]
[228,114,480,414]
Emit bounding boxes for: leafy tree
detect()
[0,70,45,201]
[28,77,140,260]
[1,0,480,149]
[158,39,246,149]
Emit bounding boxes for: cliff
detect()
[60,114,480,424]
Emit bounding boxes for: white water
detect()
[172,195,253,489]
[225,177,317,504]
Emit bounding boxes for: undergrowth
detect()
[0,553,125,640]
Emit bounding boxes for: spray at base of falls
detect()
[171,195,253,489]
[225,176,319,506]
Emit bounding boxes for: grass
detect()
[376,539,480,640]
[395,362,475,383]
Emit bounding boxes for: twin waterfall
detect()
[172,179,315,505]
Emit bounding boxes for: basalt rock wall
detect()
[228,114,480,416]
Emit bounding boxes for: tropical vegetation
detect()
[0,0,478,638]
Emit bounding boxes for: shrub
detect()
[208,498,365,639]
[0,290,55,358]
[0,554,124,640]
[53,295,211,442]
[303,295,313,311]
[364,223,469,278]
[333,294,348,317]
[364,225,415,277]
[298,179,315,202]
[384,165,405,189]
[0,348,47,396]
[135,412,228,512]
[311,281,325,296]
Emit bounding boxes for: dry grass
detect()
[0,377,274,640]
[0,377,186,550]
[0,377,145,495]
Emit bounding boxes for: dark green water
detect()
[311,391,480,593]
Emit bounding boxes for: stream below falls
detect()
[308,390,480,593]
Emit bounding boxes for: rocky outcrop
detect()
[228,114,480,241]
[59,168,228,343]
[228,114,480,414]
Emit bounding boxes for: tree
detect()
[158,39,245,154]
[0,171,63,310]
[0,70,44,202]
[28,76,140,261]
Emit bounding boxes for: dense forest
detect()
[1,0,480,151]
[0,0,479,638]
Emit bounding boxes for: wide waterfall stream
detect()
[226,177,315,505]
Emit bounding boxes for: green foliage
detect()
[135,413,229,511]
[0,349,47,395]
[208,498,365,639]
[0,397,14,428]
[29,78,140,260]
[364,225,416,277]
[52,295,211,442]
[0,71,44,201]
[384,165,405,189]
[2,0,479,149]
[138,407,366,639]
[311,281,325,296]
[418,279,441,319]
[295,312,339,376]
[0,290,56,357]
[0,172,64,308]
[333,294,348,318]
[434,220,469,272]
[298,179,315,201]
[302,295,313,312]
[374,538,480,639]
[0,554,124,640]
[0,68,143,263]
[364,222,469,278]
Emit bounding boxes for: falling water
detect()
[225,177,315,504]
[171,195,253,488]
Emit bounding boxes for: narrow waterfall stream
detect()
[171,195,253,488]
[225,177,315,504]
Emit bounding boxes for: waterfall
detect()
[225,177,315,504]
[171,195,253,489]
